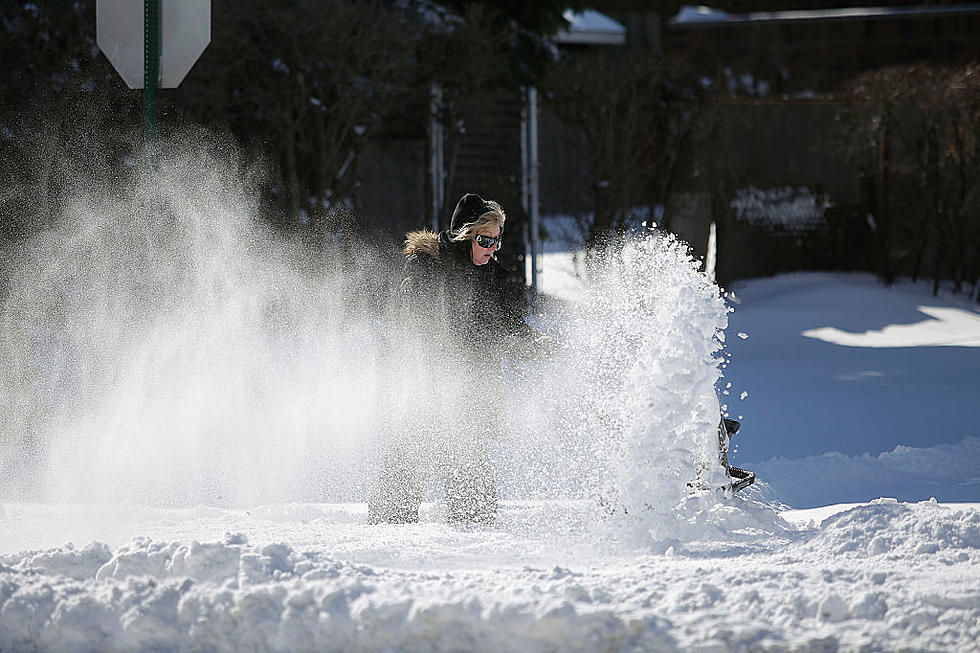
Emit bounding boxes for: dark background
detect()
[2,0,978,294]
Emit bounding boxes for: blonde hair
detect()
[449,201,506,243]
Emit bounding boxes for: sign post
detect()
[97,0,211,142]
[143,0,161,143]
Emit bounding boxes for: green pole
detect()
[143,0,161,144]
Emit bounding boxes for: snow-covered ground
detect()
[2,498,979,652]
[725,272,980,508]
[2,172,979,651]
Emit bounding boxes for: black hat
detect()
[449,193,493,234]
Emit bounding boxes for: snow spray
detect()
[0,133,744,542]
[491,232,740,541]
[0,134,393,505]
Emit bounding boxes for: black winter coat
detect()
[400,230,532,362]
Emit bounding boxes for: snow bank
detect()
[2,499,978,652]
[749,437,980,507]
[804,499,980,558]
[1,532,681,653]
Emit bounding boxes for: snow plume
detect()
[572,234,736,542]
[494,231,786,545]
[0,133,394,506]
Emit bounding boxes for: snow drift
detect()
[1,499,978,652]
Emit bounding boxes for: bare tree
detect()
[846,63,980,297]
[415,4,513,217]
[172,0,423,234]
[540,52,693,252]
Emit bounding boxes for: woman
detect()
[369,193,545,525]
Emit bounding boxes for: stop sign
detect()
[97,0,210,89]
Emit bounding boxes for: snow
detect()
[1,157,979,651]
[271,58,290,75]
[555,10,626,46]
[723,272,980,466]
[730,186,828,231]
[670,5,735,25]
[803,305,980,347]
[670,3,980,26]
[560,9,626,35]
[394,0,462,32]
[749,438,980,507]
[2,499,978,652]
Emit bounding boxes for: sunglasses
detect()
[474,234,501,249]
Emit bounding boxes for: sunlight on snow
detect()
[802,305,980,348]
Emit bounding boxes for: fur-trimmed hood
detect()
[399,226,531,351]
[403,229,442,260]
[403,229,476,268]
